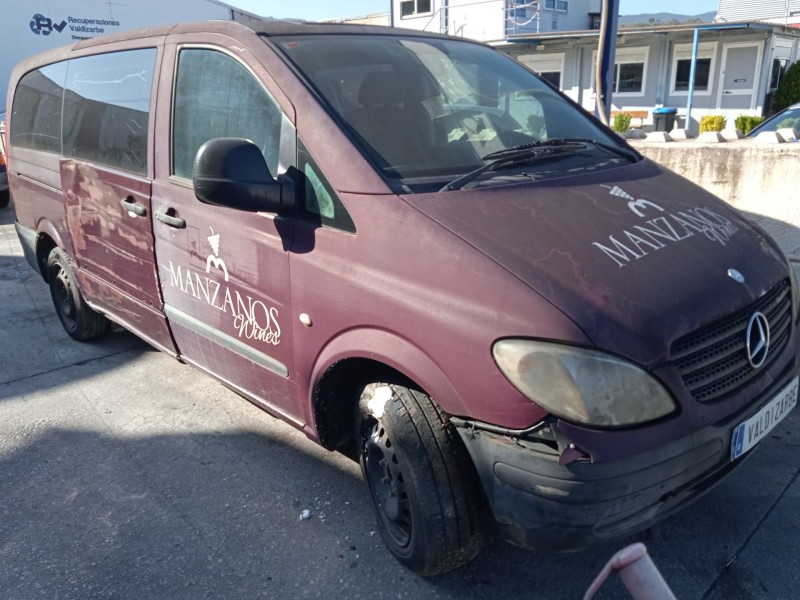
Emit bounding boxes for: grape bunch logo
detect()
[206,228,229,282]
[163,227,282,347]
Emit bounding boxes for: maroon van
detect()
[6,20,798,575]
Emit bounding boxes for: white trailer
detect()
[2,0,262,105]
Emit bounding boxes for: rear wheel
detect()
[356,383,485,575]
[47,248,110,341]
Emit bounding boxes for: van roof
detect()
[6,19,467,108]
[68,19,449,52]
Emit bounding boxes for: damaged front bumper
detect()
[452,366,798,552]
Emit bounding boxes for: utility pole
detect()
[594,0,619,125]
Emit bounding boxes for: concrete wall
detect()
[632,141,800,258]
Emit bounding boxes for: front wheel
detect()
[356,383,485,575]
[47,248,110,341]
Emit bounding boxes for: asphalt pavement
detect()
[1,205,798,599]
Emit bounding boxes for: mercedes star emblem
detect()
[746,312,770,369]
[728,268,745,284]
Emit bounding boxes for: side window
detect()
[172,48,282,180]
[62,49,156,175]
[299,140,355,233]
[10,63,68,153]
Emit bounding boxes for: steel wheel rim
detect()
[53,268,77,327]
[363,421,413,549]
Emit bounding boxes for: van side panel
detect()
[61,159,175,353]
[9,150,74,257]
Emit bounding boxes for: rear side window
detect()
[63,49,157,175]
[10,49,156,175]
[10,63,68,153]
[172,48,283,180]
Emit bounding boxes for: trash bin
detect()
[653,107,678,132]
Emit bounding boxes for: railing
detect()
[418,0,541,37]
[505,0,541,35]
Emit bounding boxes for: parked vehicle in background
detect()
[747,102,800,138]
[6,20,800,575]
[0,111,9,207]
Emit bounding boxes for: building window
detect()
[674,58,711,91]
[593,47,648,96]
[770,58,788,91]
[540,72,562,88]
[589,13,601,29]
[671,42,717,95]
[544,0,568,11]
[615,62,644,93]
[516,52,565,91]
[400,0,432,17]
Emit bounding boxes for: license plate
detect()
[731,377,798,461]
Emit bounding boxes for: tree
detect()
[772,60,800,113]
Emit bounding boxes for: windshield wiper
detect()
[439,137,639,192]
[483,137,639,162]
[439,142,584,192]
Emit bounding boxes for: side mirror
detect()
[192,138,294,213]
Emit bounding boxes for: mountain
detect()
[618,11,717,26]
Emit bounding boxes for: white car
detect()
[747,101,800,138]
[0,112,9,207]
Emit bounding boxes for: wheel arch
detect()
[34,220,67,283]
[308,328,467,453]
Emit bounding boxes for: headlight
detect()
[493,339,676,427]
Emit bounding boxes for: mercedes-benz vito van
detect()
[7,20,799,575]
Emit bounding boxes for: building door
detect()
[717,42,763,111]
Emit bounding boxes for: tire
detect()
[356,383,485,575]
[0,191,9,208]
[47,248,110,341]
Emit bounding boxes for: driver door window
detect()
[172,48,282,179]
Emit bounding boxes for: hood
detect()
[403,159,789,366]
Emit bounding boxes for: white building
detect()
[390,0,800,129]
[1,0,263,106]
[391,0,602,40]
[717,0,800,26]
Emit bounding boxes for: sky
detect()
[225,1,721,21]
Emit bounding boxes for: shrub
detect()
[612,112,631,133]
[772,60,800,113]
[734,115,765,134]
[699,115,727,133]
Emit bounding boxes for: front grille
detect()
[670,279,792,403]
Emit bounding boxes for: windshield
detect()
[274,34,631,186]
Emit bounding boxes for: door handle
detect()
[120,197,147,217]
[155,210,186,229]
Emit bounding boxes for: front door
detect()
[151,41,300,423]
[718,43,763,111]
